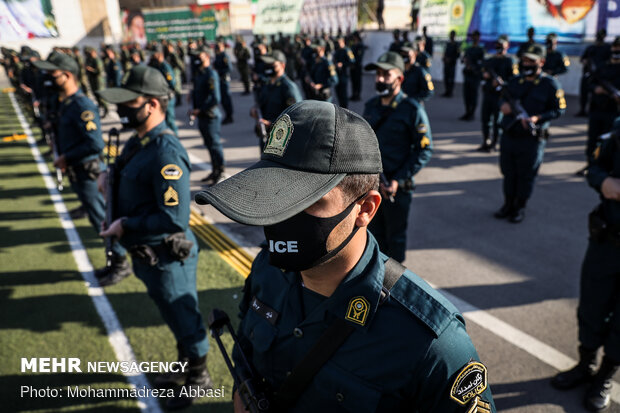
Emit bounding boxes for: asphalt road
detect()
[103,70,620,413]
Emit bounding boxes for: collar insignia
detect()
[345,296,370,326]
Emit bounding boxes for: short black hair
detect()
[337,174,379,205]
[145,94,169,113]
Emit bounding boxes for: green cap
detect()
[364,52,405,73]
[97,65,170,104]
[260,50,286,64]
[399,41,417,53]
[33,52,78,75]
[311,39,326,49]
[521,43,546,60]
[195,101,382,225]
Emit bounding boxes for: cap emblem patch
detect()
[264,114,293,157]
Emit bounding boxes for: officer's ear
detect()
[355,190,382,228]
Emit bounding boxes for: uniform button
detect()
[293,327,303,338]
[336,393,344,403]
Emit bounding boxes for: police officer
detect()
[516,27,537,59]
[415,36,432,70]
[98,66,212,409]
[578,29,611,117]
[305,39,338,102]
[349,31,365,101]
[551,118,620,413]
[250,50,302,150]
[363,52,433,263]
[543,33,569,77]
[72,46,88,92]
[194,100,495,413]
[388,29,402,52]
[191,47,225,186]
[442,30,461,97]
[234,35,252,95]
[332,37,355,108]
[104,47,123,88]
[460,30,484,121]
[148,44,178,135]
[299,37,315,98]
[479,37,516,152]
[85,47,108,117]
[165,42,185,106]
[33,52,131,285]
[494,44,566,223]
[398,42,434,102]
[422,25,434,57]
[214,40,234,124]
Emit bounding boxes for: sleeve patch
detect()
[556,89,567,109]
[85,120,97,131]
[166,73,172,81]
[420,136,430,148]
[160,164,183,180]
[80,110,95,121]
[593,146,601,160]
[164,186,179,206]
[564,57,570,66]
[450,362,488,406]
[417,123,428,134]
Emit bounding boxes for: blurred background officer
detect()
[389,29,402,52]
[578,29,611,117]
[84,47,108,117]
[422,25,433,57]
[543,33,569,77]
[349,31,365,101]
[148,45,178,135]
[551,117,620,412]
[399,42,434,102]
[305,39,338,102]
[195,100,495,413]
[517,26,537,59]
[250,50,302,148]
[165,42,185,107]
[495,44,566,223]
[214,40,234,124]
[104,47,123,88]
[363,52,433,263]
[460,30,484,121]
[33,52,130,285]
[98,66,211,410]
[414,35,432,70]
[479,36,516,152]
[332,36,355,109]
[442,30,460,97]
[234,35,251,95]
[71,46,88,92]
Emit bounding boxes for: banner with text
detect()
[253,0,304,35]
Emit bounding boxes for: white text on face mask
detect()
[268,240,298,253]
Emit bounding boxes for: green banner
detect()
[143,6,219,42]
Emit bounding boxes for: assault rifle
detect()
[104,128,121,268]
[208,308,272,413]
[487,68,538,136]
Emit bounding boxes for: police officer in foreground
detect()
[494,44,566,223]
[195,100,495,412]
[551,118,620,412]
[460,30,484,121]
[97,66,212,409]
[363,52,433,263]
[442,30,461,97]
[33,52,131,285]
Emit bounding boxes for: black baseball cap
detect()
[98,65,170,103]
[33,52,78,75]
[522,43,546,60]
[364,52,405,73]
[195,101,382,225]
[260,50,286,64]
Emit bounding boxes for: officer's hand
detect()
[594,86,606,95]
[601,177,620,201]
[233,391,249,413]
[97,171,108,196]
[53,155,67,171]
[380,180,398,198]
[99,217,125,239]
[260,119,271,127]
[313,83,323,90]
[500,102,512,115]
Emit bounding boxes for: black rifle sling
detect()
[274,257,405,410]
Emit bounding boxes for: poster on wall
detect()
[253,0,304,35]
[419,0,620,42]
[0,0,57,41]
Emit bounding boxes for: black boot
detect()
[154,343,189,388]
[494,197,514,219]
[551,346,598,390]
[97,255,132,286]
[166,356,214,410]
[477,137,492,152]
[509,198,527,223]
[201,167,224,186]
[584,356,619,412]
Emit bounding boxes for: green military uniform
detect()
[148,50,178,135]
[461,32,485,120]
[72,47,88,92]
[195,100,495,413]
[166,45,185,104]
[85,49,108,116]
[234,38,251,94]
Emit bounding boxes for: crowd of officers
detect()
[1,25,619,412]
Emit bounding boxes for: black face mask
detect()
[117,101,150,129]
[495,46,504,53]
[519,63,537,77]
[401,55,410,64]
[264,64,276,76]
[375,80,396,96]
[43,72,65,91]
[263,194,364,272]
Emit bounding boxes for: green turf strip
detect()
[1,94,244,412]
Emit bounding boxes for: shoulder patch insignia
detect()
[345,296,370,326]
[417,123,428,134]
[85,120,97,131]
[450,362,488,406]
[465,396,492,413]
[420,136,430,148]
[164,186,179,206]
[81,110,95,121]
[347,50,355,60]
[264,114,293,157]
[593,146,600,160]
[166,73,172,81]
[161,164,183,180]
[425,73,432,81]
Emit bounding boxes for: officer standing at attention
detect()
[479,36,516,152]
[33,52,131,285]
[191,47,225,186]
[104,47,123,88]
[72,46,88,92]
[148,45,178,135]
[363,52,433,263]
[415,36,432,70]
[460,30,484,121]
[516,27,537,59]
[398,42,434,102]
[234,35,252,95]
[98,66,212,410]
[422,25,433,57]
[195,100,495,413]
[578,29,611,117]
[250,50,302,149]
[332,36,355,109]
[388,29,402,52]
[165,42,185,106]
[214,40,234,124]
[85,47,108,117]
[542,33,569,77]
[305,39,338,102]
[551,118,620,413]
[442,30,461,97]
[494,44,566,223]
[349,31,365,101]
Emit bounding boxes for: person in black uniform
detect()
[389,29,402,52]
[442,30,460,97]
[543,33,569,77]
[495,44,566,223]
[349,32,365,101]
[422,26,433,57]
[399,42,434,102]
[516,27,537,59]
[578,29,611,117]
[214,40,234,124]
[305,40,338,102]
[415,36,432,70]
[332,37,355,108]
[460,30,484,121]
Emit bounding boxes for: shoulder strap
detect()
[274,258,404,409]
